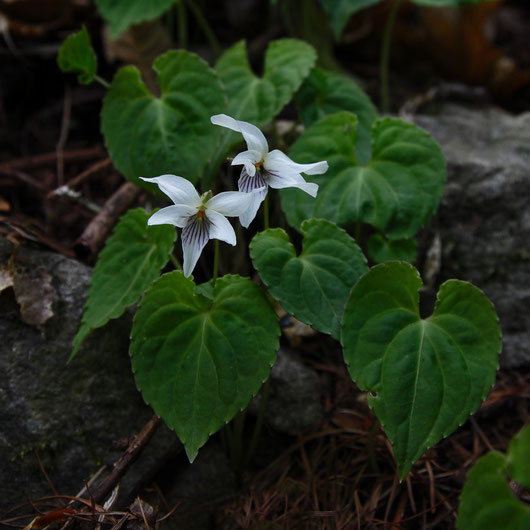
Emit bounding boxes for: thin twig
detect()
[90,415,161,505]
[47,158,112,199]
[0,146,105,171]
[56,84,72,186]
[74,182,141,259]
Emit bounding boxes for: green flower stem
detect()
[264,193,270,230]
[177,0,188,49]
[94,75,110,89]
[379,0,403,114]
[244,377,271,469]
[213,239,219,286]
[183,0,220,57]
[169,253,181,270]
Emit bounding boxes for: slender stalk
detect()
[244,378,271,469]
[177,0,188,49]
[379,0,403,114]
[263,193,270,230]
[231,410,246,473]
[183,0,221,57]
[94,75,110,89]
[212,239,219,286]
[169,253,181,270]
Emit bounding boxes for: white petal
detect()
[239,190,267,228]
[140,175,201,207]
[211,114,268,155]
[205,210,236,246]
[181,217,210,278]
[265,149,328,175]
[265,169,319,197]
[238,167,267,193]
[232,149,262,176]
[237,168,268,227]
[147,205,197,228]
[206,190,257,217]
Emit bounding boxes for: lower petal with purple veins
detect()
[181,217,211,277]
[238,168,269,227]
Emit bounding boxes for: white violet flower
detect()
[141,175,257,278]
[210,114,329,227]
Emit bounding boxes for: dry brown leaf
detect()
[0,262,14,292]
[276,305,317,346]
[0,195,11,212]
[13,265,54,326]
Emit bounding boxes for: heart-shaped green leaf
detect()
[216,38,316,126]
[342,262,501,479]
[250,219,368,339]
[280,112,446,239]
[205,39,316,186]
[296,68,377,164]
[367,234,417,263]
[57,26,97,85]
[130,272,280,461]
[458,425,530,530]
[72,208,176,359]
[101,50,225,188]
[319,0,383,38]
[95,0,178,38]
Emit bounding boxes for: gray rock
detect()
[163,442,236,530]
[251,348,323,435]
[0,238,162,514]
[413,104,530,368]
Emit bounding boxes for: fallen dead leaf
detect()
[0,195,10,212]
[13,265,54,326]
[0,262,14,292]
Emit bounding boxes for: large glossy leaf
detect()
[95,0,178,38]
[250,219,367,339]
[206,39,316,185]
[130,272,280,461]
[72,208,176,359]
[296,68,377,164]
[342,262,501,479]
[280,112,446,239]
[57,26,97,84]
[457,425,530,530]
[320,0,382,38]
[101,50,225,188]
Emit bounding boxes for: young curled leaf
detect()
[57,26,97,85]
